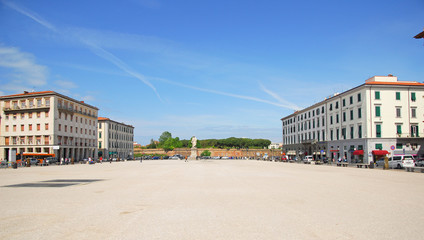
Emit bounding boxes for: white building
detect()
[97,117,134,160]
[281,75,424,163]
[0,91,99,161]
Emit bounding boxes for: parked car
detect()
[281,156,288,162]
[303,155,314,164]
[29,158,38,165]
[375,157,386,167]
[415,158,424,167]
[45,157,58,165]
[388,155,415,169]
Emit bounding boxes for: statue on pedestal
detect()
[188,136,198,160]
[191,136,197,148]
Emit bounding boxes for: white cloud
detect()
[4,1,161,101]
[0,45,48,93]
[2,0,57,32]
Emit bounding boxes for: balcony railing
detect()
[57,105,97,118]
[3,104,50,113]
[396,133,421,138]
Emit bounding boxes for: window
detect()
[411,125,419,137]
[29,124,32,131]
[336,114,339,123]
[21,125,24,131]
[321,106,324,113]
[396,143,403,149]
[336,129,340,140]
[375,106,381,117]
[396,125,402,135]
[342,128,346,139]
[5,125,9,132]
[322,116,325,126]
[343,112,346,122]
[411,108,417,118]
[330,116,333,125]
[21,113,24,119]
[358,93,361,102]
[350,110,354,120]
[396,107,401,118]
[330,104,333,111]
[350,96,353,105]
[396,92,400,100]
[45,111,49,118]
[358,125,362,139]
[350,126,354,139]
[375,91,380,100]
[65,125,67,132]
[376,124,381,138]
[411,92,416,102]
[59,124,61,131]
[37,112,41,118]
[29,113,32,119]
[330,130,334,141]
[13,125,16,132]
[343,99,346,107]
[358,108,362,118]
[37,124,40,131]
[336,102,339,109]
[375,144,383,150]
[45,123,49,130]
[99,142,102,148]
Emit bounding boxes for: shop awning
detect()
[353,150,364,155]
[330,149,339,152]
[287,151,296,155]
[372,150,389,155]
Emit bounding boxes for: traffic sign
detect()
[390,145,395,150]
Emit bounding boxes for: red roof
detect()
[0,91,54,98]
[366,81,424,86]
[98,117,110,121]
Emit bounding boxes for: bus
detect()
[16,153,55,165]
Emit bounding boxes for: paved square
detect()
[1,160,424,239]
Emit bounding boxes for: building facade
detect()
[281,75,424,163]
[97,117,134,160]
[0,91,99,161]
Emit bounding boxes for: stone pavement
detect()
[1,160,424,240]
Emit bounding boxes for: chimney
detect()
[81,101,84,103]
[24,91,29,94]
[388,74,393,77]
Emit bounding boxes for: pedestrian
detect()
[140,157,142,163]
[185,156,188,162]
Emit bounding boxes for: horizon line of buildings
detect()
[0,91,134,161]
[281,75,424,163]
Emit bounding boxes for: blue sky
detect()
[0,0,423,145]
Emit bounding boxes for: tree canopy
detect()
[146,132,271,150]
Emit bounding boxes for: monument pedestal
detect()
[188,147,198,160]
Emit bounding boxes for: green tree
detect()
[147,139,157,149]
[159,131,172,144]
[201,150,211,157]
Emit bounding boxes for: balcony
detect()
[3,104,50,113]
[396,133,421,138]
[57,105,97,118]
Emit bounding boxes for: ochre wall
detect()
[134,148,282,158]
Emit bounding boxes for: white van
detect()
[303,155,314,164]
[388,155,415,169]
